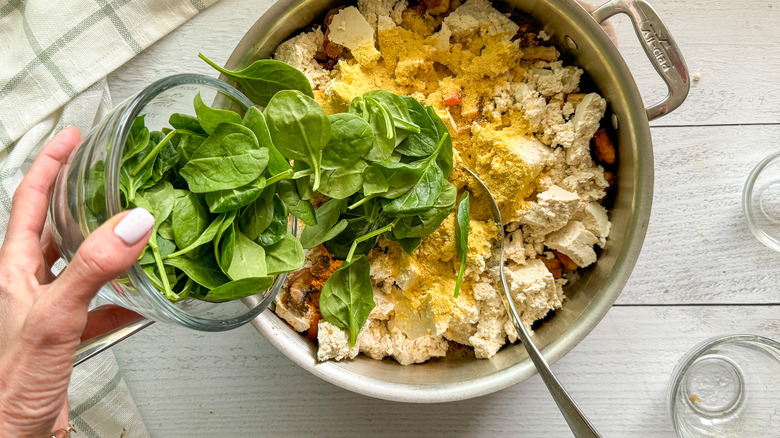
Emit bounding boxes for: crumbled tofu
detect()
[317,320,361,361]
[471,125,549,223]
[328,7,381,65]
[443,0,519,39]
[546,221,599,267]
[504,228,526,264]
[577,201,611,247]
[358,0,401,29]
[527,62,582,98]
[273,28,330,88]
[566,93,607,166]
[275,0,612,365]
[360,319,449,365]
[505,259,563,327]
[520,185,581,234]
[468,281,509,358]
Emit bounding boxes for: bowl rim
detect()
[235,0,655,402]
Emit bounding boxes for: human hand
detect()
[0,127,154,437]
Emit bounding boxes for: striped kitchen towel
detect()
[0,0,220,436]
[0,0,219,151]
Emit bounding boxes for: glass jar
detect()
[49,74,286,331]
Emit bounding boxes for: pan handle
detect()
[592,0,690,121]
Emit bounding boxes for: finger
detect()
[3,126,80,250]
[50,208,154,311]
[81,305,144,342]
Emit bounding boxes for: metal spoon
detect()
[463,167,601,438]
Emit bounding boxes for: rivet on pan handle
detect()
[592,0,690,121]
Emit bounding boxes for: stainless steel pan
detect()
[78,0,689,403]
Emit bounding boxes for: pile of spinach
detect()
[86,55,470,345]
[90,88,312,303]
[199,56,467,345]
[291,90,461,346]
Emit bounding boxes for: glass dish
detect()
[49,74,285,331]
[743,150,780,252]
[668,334,780,437]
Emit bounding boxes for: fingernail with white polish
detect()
[114,208,154,245]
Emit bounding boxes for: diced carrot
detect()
[443,93,462,106]
[553,250,579,270]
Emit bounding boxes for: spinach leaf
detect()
[225,229,267,280]
[157,219,175,242]
[86,161,106,215]
[396,97,439,157]
[318,160,367,200]
[428,106,453,179]
[263,232,304,276]
[177,134,206,165]
[179,123,269,193]
[361,164,389,197]
[363,90,419,135]
[320,255,375,347]
[254,195,288,247]
[201,276,275,302]
[165,253,230,290]
[265,90,330,191]
[215,217,237,272]
[382,160,443,216]
[199,53,313,107]
[166,211,231,258]
[453,192,470,298]
[152,138,179,183]
[205,175,267,213]
[379,132,450,215]
[293,160,315,201]
[361,97,396,162]
[359,159,427,201]
[139,236,176,265]
[238,186,275,240]
[193,92,243,135]
[321,113,373,169]
[120,136,155,203]
[122,116,151,164]
[169,113,206,135]
[277,179,316,226]
[390,182,457,240]
[172,190,210,250]
[242,106,292,176]
[134,181,175,226]
[323,202,394,260]
[300,198,348,249]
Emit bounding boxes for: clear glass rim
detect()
[667,334,780,434]
[742,150,780,252]
[103,73,281,331]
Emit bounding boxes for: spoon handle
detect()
[500,281,601,438]
[463,167,600,438]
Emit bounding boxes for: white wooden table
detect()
[109,1,780,436]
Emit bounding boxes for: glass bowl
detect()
[668,335,780,437]
[49,74,285,331]
[743,151,780,252]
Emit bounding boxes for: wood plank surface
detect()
[113,305,780,437]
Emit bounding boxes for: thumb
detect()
[54,208,154,309]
